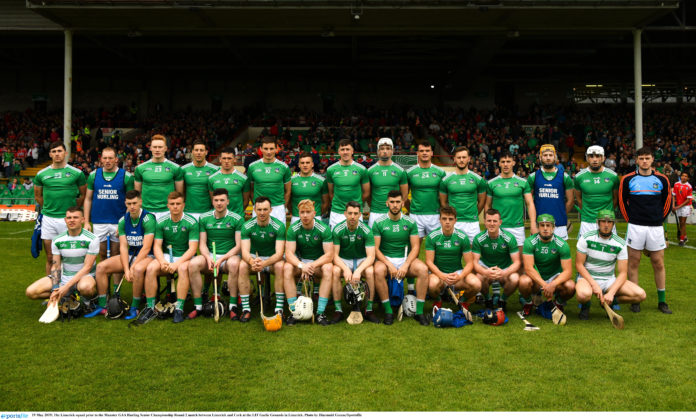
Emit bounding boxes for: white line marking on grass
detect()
[667,241,696,250]
[8,229,33,235]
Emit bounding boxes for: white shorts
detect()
[455,221,481,244]
[578,221,616,239]
[59,274,95,288]
[149,211,170,221]
[253,205,286,222]
[542,272,561,285]
[93,223,119,243]
[502,227,525,248]
[578,276,616,293]
[187,212,203,221]
[385,256,407,270]
[368,212,386,227]
[410,214,440,238]
[625,224,666,251]
[340,257,366,272]
[676,206,692,218]
[41,215,68,241]
[290,215,322,226]
[553,226,568,240]
[329,211,347,229]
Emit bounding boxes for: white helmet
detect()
[292,296,314,321]
[402,294,417,317]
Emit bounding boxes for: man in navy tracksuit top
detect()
[619,146,672,314]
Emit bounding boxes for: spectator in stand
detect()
[23,177,33,190]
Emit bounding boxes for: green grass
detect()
[1,221,695,411]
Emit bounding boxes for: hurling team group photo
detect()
[26,132,692,331]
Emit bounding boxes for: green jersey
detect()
[367,162,408,213]
[117,211,157,249]
[182,161,219,214]
[286,220,332,260]
[134,159,184,212]
[486,175,531,228]
[154,213,199,257]
[471,229,518,269]
[406,164,446,215]
[425,227,471,274]
[247,159,291,206]
[325,161,369,212]
[372,214,418,258]
[199,210,243,255]
[574,167,619,222]
[439,171,487,222]
[290,173,328,217]
[86,169,134,191]
[522,234,571,281]
[34,165,87,218]
[332,220,374,260]
[207,170,250,216]
[241,216,286,257]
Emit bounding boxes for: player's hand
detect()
[83,223,92,232]
[124,269,133,283]
[396,263,409,279]
[387,263,398,279]
[206,255,214,271]
[530,223,538,235]
[444,273,459,285]
[50,285,68,303]
[303,263,315,276]
[542,282,556,299]
[213,258,223,271]
[251,258,264,272]
[591,283,603,301]
[489,267,502,280]
[160,261,169,271]
[343,269,354,284]
[168,262,179,274]
[603,291,615,307]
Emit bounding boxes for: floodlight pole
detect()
[633,29,643,150]
[63,29,73,158]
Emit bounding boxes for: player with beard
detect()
[288,152,329,225]
[366,138,408,227]
[574,145,619,238]
[182,139,219,221]
[247,138,292,222]
[207,146,251,217]
[326,139,370,228]
[406,140,446,239]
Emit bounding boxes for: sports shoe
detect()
[187,309,201,320]
[658,302,673,314]
[133,307,157,325]
[172,309,185,323]
[684,237,689,244]
[239,310,251,323]
[84,306,106,318]
[679,240,685,247]
[364,311,380,324]
[229,309,239,321]
[383,312,394,325]
[316,313,329,326]
[523,303,534,316]
[124,307,138,320]
[330,311,344,324]
[611,303,621,311]
[414,313,430,326]
[285,314,297,326]
[630,303,641,313]
[475,292,485,306]
[578,306,590,320]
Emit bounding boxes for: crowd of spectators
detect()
[2,104,694,183]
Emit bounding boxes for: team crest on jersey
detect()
[403,225,408,231]
[357,234,363,240]
[551,248,557,254]
[311,181,317,186]
[269,232,275,237]
[313,235,319,241]
[391,171,396,176]
[165,167,171,172]
[233,179,238,184]
[604,178,610,183]
[468,178,474,183]
[352,170,358,175]
[454,240,460,246]
[65,172,72,177]
[226,222,231,228]
[653,182,659,189]
[275,168,280,173]
[513,182,519,187]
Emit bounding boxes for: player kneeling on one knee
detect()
[426,206,481,310]
[518,214,575,319]
[88,190,155,320]
[137,192,199,325]
[26,207,99,307]
[471,208,521,312]
[575,210,646,320]
[332,201,378,324]
[373,190,429,326]
[188,188,243,320]
[284,199,335,326]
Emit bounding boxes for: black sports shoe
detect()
[330,311,344,324]
[630,303,641,313]
[578,306,590,320]
[316,313,329,326]
[414,313,430,326]
[132,307,157,325]
[658,302,673,314]
[383,313,394,325]
[364,311,381,324]
[285,314,297,326]
[172,309,184,323]
[239,310,251,323]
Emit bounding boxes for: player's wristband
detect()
[298,262,304,269]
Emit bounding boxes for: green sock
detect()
[367,300,373,311]
[317,297,329,314]
[275,292,285,312]
[132,297,141,309]
[97,294,107,307]
[241,294,250,312]
[194,297,202,310]
[176,298,185,310]
[146,297,156,308]
[287,296,298,311]
[382,300,392,314]
[230,296,238,306]
[416,299,425,315]
[657,289,666,303]
[334,300,342,312]
[519,296,531,305]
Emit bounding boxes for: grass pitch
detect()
[1,221,695,411]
